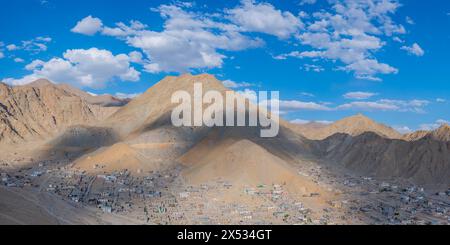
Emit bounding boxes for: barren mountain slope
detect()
[57,83,130,107]
[314,131,450,188]
[295,114,402,140]
[73,74,314,175]
[0,79,118,144]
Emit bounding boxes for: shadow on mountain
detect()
[310,131,450,190]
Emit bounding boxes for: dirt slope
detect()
[0,80,117,144]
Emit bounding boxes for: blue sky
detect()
[0,0,449,132]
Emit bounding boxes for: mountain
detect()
[0,79,119,145]
[402,124,450,142]
[403,130,429,141]
[292,114,402,140]
[57,83,130,107]
[314,131,450,188]
[71,74,325,198]
[429,124,450,141]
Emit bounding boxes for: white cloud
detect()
[71,16,103,36]
[71,0,419,78]
[337,99,430,112]
[36,36,52,42]
[115,92,142,99]
[291,118,333,124]
[121,4,262,73]
[128,51,144,64]
[275,99,332,111]
[6,37,52,54]
[405,16,415,25]
[276,0,405,81]
[302,64,324,72]
[436,98,446,103]
[6,44,19,51]
[290,119,310,124]
[300,92,315,97]
[227,0,303,39]
[419,119,449,131]
[14,58,25,63]
[394,125,413,134]
[344,91,377,100]
[337,101,399,111]
[299,0,317,5]
[25,59,45,71]
[222,79,254,88]
[401,43,425,56]
[3,48,140,88]
[0,52,4,59]
[392,36,404,43]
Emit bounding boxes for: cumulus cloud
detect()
[71,16,103,35]
[227,0,303,39]
[128,51,144,64]
[276,0,406,81]
[401,43,425,56]
[436,98,446,103]
[0,51,4,59]
[2,48,140,88]
[110,5,262,73]
[71,1,303,73]
[344,91,377,100]
[70,0,420,79]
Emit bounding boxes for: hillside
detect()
[0,80,118,145]
[314,132,450,188]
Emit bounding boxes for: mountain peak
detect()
[26,79,54,88]
[349,113,372,121]
[431,123,450,141]
[317,114,402,139]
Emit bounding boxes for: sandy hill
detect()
[72,142,157,175]
[72,74,318,191]
[294,114,402,140]
[0,79,118,145]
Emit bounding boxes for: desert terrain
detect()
[1,74,449,225]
